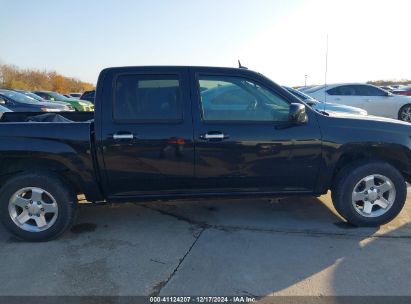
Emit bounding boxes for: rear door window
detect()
[114,75,183,122]
[327,85,356,96]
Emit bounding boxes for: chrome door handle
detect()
[113,133,134,140]
[205,133,224,139]
[200,132,228,140]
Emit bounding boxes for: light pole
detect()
[304,74,307,87]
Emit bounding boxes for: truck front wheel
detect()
[0,172,77,241]
[332,161,406,227]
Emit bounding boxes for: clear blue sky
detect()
[1,0,410,86]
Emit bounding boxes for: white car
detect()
[305,83,411,121]
[283,86,367,116]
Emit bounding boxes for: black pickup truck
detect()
[1,66,410,241]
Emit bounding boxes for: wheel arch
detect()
[0,156,103,202]
[398,103,411,121]
[325,143,411,192]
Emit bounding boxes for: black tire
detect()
[332,160,406,227]
[0,172,77,241]
[398,104,411,122]
[331,182,344,216]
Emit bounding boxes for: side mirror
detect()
[289,103,308,124]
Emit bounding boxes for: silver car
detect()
[284,86,368,116]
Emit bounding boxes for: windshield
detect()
[304,85,326,94]
[284,86,320,103]
[0,90,38,103]
[23,92,44,102]
[0,105,12,112]
[48,91,70,101]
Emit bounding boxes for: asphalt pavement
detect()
[0,190,410,297]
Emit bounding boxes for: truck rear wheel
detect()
[332,161,406,227]
[0,172,77,241]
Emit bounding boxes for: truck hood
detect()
[326,111,411,127]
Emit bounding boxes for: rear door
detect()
[190,68,322,192]
[99,67,195,197]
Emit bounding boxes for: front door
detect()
[101,68,195,197]
[353,85,397,118]
[190,69,322,193]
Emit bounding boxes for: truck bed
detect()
[0,112,94,123]
[0,111,101,200]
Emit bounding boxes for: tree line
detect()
[367,79,411,86]
[0,64,95,93]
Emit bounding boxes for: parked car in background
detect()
[305,83,411,122]
[80,90,95,104]
[68,93,82,99]
[12,90,75,111]
[283,86,368,116]
[393,85,411,96]
[32,90,94,111]
[379,86,394,92]
[0,90,71,112]
[298,86,316,92]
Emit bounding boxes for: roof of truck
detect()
[98,66,264,83]
[100,65,254,71]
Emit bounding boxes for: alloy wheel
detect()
[8,187,58,232]
[351,174,396,218]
